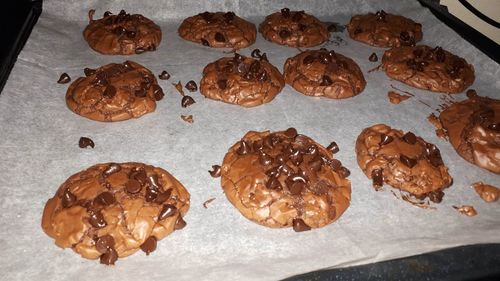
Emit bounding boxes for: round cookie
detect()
[178,11,256,49]
[220,128,351,231]
[382,45,475,94]
[347,10,422,48]
[83,9,161,55]
[283,48,366,99]
[259,8,330,47]
[66,61,164,122]
[41,162,190,265]
[356,124,453,203]
[199,53,285,107]
[439,91,500,174]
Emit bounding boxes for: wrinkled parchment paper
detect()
[1,0,499,280]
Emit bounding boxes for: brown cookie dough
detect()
[439,92,500,174]
[83,10,161,55]
[382,45,475,93]
[178,12,256,49]
[66,61,164,122]
[259,8,330,47]
[199,53,285,107]
[220,128,351,231]
[347,10,422,48]
[283,48,366,99]
[356,124,453,203]
[41,162,190,265]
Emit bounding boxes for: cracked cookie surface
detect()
[355,124,452,203]
[200,53,285,107]
[178,11,256,49]
[41,162,190,265]
[83,9,161,55]
[259,8,329,48]
[220,128,351,231]
[65,60,164,122]
[347,10,422,48]
[284,48,366,99]
[382,45,474,93]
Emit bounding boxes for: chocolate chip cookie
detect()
[66,61,164,122]
[356,124,452,203]
[382,45,475,93]
[347,10,423,48]
[41,162,190,265]
[439,91,500,174]
[259,8,330,47]
[199,53,285,107]
[220,128,351,231]
[178,11,256,49]
[283,48,366,99]
[83,10,161,55]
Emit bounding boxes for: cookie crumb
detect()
[472,182,500,203]
[173,81,184,96]
[453,205,477,216]
[181,115,193,123]
[203,198,216,208]
[388,91,411,104]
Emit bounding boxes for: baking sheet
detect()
[1,0,499,280]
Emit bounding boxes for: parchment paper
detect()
[1,0,499,280]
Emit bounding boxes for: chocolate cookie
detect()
[178,12,256,49]
[83,10,161,55]
[199,53,285,107]
[66,61,164,122]
[356,124,452,203]
[439,92,500,174]
[259,8,329,47]
[41,162,190,265]
[382,45,475,93]
[283,48,366,99]
[347,10,422,48]
[220,128,351,231]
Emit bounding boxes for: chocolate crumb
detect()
[79,137,95,148]
[208,165,221,177]
[159,70,171,80]
[181,96,195,107]
[181,115,194,123]
[369,53,378,62]
[185,80,198,92]
[57,73,71,84]
[203,198,216,208]
[173,81,184,96]
[292,218,311,232]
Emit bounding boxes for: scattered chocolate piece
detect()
[100,248,118,265]
[78,137,95,149]
[208,165,221,177]
[158,204,177,220]
[180,115,194,123]
[466,89,477,99]
[203,198,216,208]
[453,205,477,217]
[158,70,171,80]
[181,96,196,107]
[174,215,187,230]
[61,188,77,208]
[326,142,339,154]
[95,235,115,254]
[369,53,378,62]
[185,80,198,92]
[57,73,71,84]
[152,85,164,101]
[140,236,157,255]
[173,81,184,96]
[292,218,311,232]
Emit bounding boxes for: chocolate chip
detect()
[298,24,307,32]
[181,95,196,108]
[88,210,107,228]
[426,144,444,167]
[320,75,333,86]
[185,80,198,92]
[125,179,142,194]
[303,55,315,65]
[375,10,387,21]
[217,79,227,89]
[434,47,446,63]
[328,158,342,170]
[413,49,423,58]
[145,185,159,202]
[214,32,225,42]
[158,204,177,220]
[289,181,305,195]
[292,11,303,22]
[488,123,500,132]
[147,174,160,187]
[94,192,115,206]
[292,218,311,232]
[338,166,350,178]
[284,128,298,138]
[259,152,273,166]
[103,11,112,17]
[251,49,262,59]
[379,134,394,146]
[79,137,95,148]
[103,85,116,99]
[103,163,121,176]
[327,24,336,32]
[371,169,383,188]
[135,88,147,97]
[369,53,378,62]
[140,236,157,255]
[158,70,171,80]
[118,10,126,16]
[400,154,417,168]
[130,168,147,185]
[266,177,282,190]
[279,29,291,39]
[326,141,339,154]
[152,85,164,101]
[236,140,250,155]
[100,248,118,265]
[135,47,146,54]
[126,30,136,38]
[200,11,212,22]
[201,39,210,46]
[224,12,235,22]
[466,89,477,99]
[57,73,71,84]
[402,132,417,145]
[281,8,291,18]
[399,31,410,42]
[155,189,172,204]
[96,235,115,254]
[84,68,96,76]
[260,53,269,62]
[209,165,221,177]
[174,215,187,230]
[61,188,77,208]
[428,190,444,203]
[113,26,126,35]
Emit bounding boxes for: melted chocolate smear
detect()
[375,10,387,21]
[158,70,171,80]
[79,137,95,148]
[62,188,77,208]
[214,32,225,42]
[266,177,282,190]
[96,235,115,254]
[158,204,177,220]
[185,80,198,92]
[181,95,196,108]
[379,134,394,146]
[140,236,157,255]
[402,132,417,145]
[103,85,116,99]
[209,165,221,178]
[147,174,160,187]
[326,141,339,154]
[57,73,71,84]
[400,154,417,168]
[279,29,291,39]
[292,218,311,232]
[174,215,187,230]
[369,53,378,62]
[94,192,115,206]
[100,248,118,265]
[103,11,112,17]
[103,163,121,176]
[217,79,227,90]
